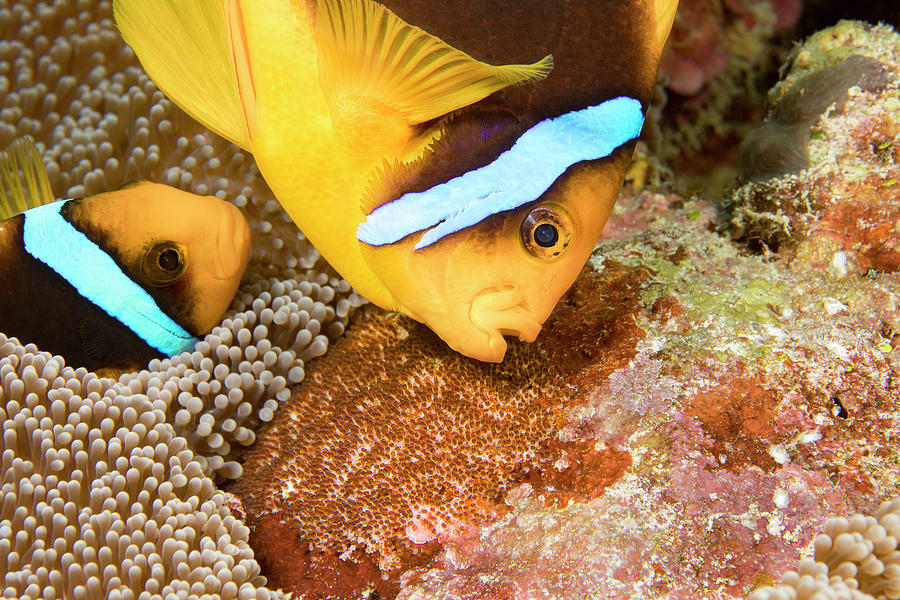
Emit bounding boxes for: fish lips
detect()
[464,285,543,362]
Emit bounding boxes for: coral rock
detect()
[396,190,900,600]
[726,21,900,265]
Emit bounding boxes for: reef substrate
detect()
[230,183,900,599]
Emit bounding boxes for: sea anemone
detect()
[1,1,363,596]
[0,334,284,599]
[749,499,900,600]
[116,272,367,481]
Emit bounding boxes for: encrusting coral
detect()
[386,191,900,600]
[229,264,649,596]
[726,20,900,259]
[0,334,282,599]
[750,499,900,600]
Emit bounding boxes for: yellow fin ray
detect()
[0,138,54,221]
[224,0,258,143]
[316,0,554,125]
[654,0,679,51]
[113,0,252,149]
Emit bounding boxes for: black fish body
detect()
[0,212,164,370]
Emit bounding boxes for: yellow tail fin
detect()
[316,0,554,125]
[655,0,679,51]
[0,138,54,221]
[113,0,253,149]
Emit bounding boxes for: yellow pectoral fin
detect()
[315,0,554,126]
[655,0,679,51]
[0,137,54,220]
[113,0,254,149]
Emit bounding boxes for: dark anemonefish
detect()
[113,0,678,362]
[0,138,251,370]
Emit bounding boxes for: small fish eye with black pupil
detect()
[142,241,187,286]
[534,223,559,247]
[520,204,574,260]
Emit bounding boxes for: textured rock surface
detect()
[727,20,900,261]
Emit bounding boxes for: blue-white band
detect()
[357,96,645,250]
[23,200,199,356]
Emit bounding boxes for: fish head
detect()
[359,143,630,363]
[349,0,672,362]
[76,182,251,334]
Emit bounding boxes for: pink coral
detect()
[661,0,802,97]
[661,0,731,96]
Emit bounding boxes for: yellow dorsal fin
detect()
[113,0,253,149]
[0,138,54,221]
[654,0,679,51]
[316,0,554,125]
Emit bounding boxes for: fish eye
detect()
[142,241,187,286]
[534,223,559,247]
[521,204,573,260]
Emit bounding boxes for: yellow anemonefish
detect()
[113,0,678,362]
[0,138,251,370]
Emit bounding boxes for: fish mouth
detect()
[214,202,250,280]
[467,285,542,362]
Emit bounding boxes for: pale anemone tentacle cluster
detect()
[750,499,900,600]
[0,334,288,599]
[117,272,368,481]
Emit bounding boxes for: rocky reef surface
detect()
[1,2,899,600]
